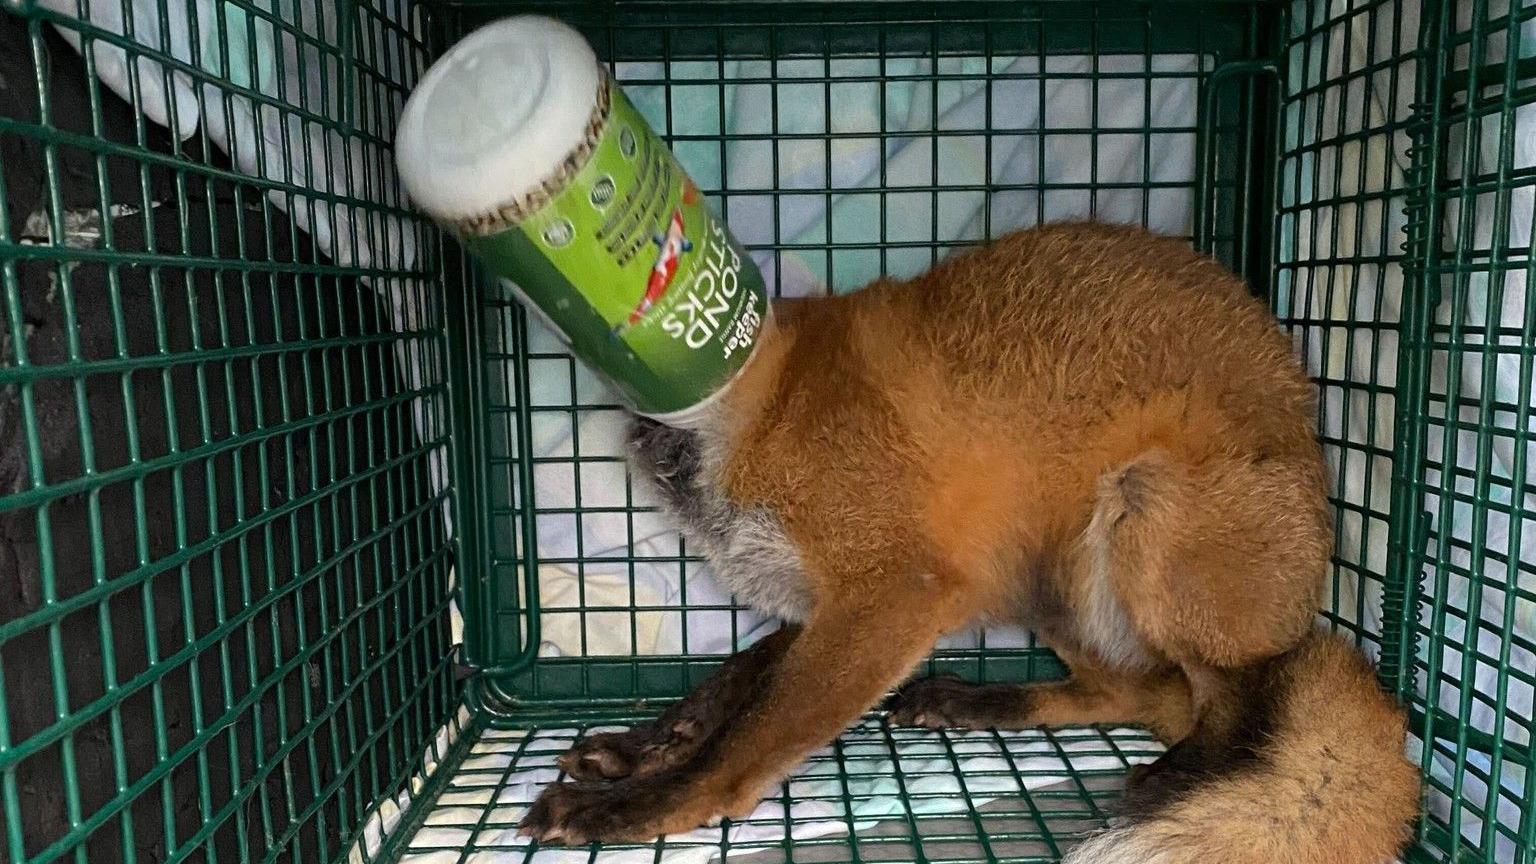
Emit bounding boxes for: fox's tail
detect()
[1065,632,1420,864]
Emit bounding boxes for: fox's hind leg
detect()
[886,646,1194,743]
[1089,449,1330,809]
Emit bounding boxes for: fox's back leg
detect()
[1088,448,1330,802]
[886,643,1195,744]
[1095,450,1328,667]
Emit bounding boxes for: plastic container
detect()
[396,15,769,423]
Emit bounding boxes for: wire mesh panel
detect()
[2,0,1533,861]
[396,718,1163,864]
[1271,0,1420,662]
[1404,1,1535,861]
[465,0,1274,712]
[1270,2,1536,860]
[0,1,461,862]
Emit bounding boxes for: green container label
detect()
[463,80,769,420]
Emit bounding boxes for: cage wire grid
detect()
[467,0,1269,708]
[0,0,464,862]
[387,721,1164,864]
[0,0,1531,863]
[1405,1,1536,861]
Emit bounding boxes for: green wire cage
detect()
[0,0,1532,862]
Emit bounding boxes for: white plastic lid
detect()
[395,15,602,224]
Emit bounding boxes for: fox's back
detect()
[716,221,1326,597]
[753,222,1322,493]
[905,223,1316,455]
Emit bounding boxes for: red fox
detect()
[518,222,1420,863]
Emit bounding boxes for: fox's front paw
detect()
[518,775,716,845]
[558,719,705,782]
[558,731,648,781]
[519,781,655,845]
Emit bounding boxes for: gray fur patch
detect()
[627,416,812,622]
[1077,503,1153,671]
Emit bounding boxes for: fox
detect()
[517,222,1421,863]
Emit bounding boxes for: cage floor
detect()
[395,720,1166,864]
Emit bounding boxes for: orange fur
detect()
[1063,632,1420,864]
[521,222,1417,860]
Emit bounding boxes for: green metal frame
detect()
[397,720,1167,864]
[1,0,1533,862]
[0,1,464,862]
[1399,2,1535,861]
[460,0,1276,718]
[1272,1,1533,861]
